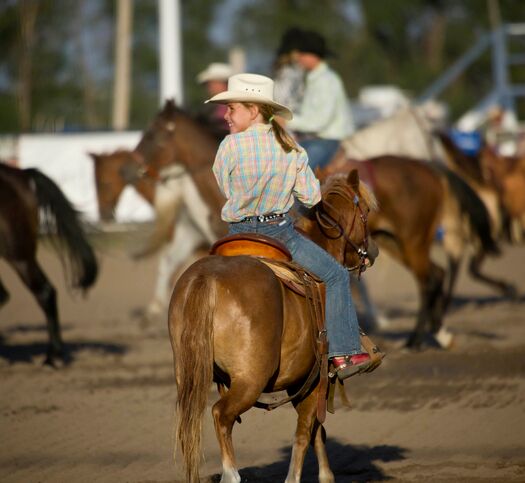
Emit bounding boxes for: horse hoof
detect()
[375,314,391,329]
[43,348,72,368]
[434,327,454,349]
[503,285,519,300]
[43,357,55,368]
[130,306,162,328]
[404,336,423,351]
[43,355,61,369]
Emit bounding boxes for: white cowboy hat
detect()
[205,73,293,120]
[196,63,233,84]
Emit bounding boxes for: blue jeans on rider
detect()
[228,214,362,358]
[299,138,340,171]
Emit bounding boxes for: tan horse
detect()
[168,170,377,483]
[340,104,447,162]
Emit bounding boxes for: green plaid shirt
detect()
[213,123,321,222]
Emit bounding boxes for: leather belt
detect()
[239,213,286,223]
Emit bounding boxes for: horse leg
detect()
[10,258,65,365]
[468,250,518,299]
[426,264,455,348]
[406,258,445,349]
[313,424,334,483]
[212,381,265,483]
[442,256,461,313]
[0,276,10,308]
[286,387,334,483]
[182,174,218,244]
[351,275,387,331]
[147,212,204,317]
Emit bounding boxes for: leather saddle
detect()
[210,233,324,298]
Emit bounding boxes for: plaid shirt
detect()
[213,123,321,222]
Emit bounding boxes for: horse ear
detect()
[347,169,360,191]
[88,152,100,162]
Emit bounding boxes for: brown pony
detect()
[90,150,155,221]
[168,170,377,483]
[0,163,98,365]
[320,152,500,348]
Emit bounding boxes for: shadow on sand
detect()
[0,335,127,365]
[206,439,406,482]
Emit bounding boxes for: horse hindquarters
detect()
[0,172,65,365]
[169,256,284,483]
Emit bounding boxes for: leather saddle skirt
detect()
[210,233,324,297]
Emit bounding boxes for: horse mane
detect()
[159,98,223,142]
[323,173,378,212]
[90,149,134,161]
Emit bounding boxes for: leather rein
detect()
[315,181,370,277]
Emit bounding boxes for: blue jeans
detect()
[300,138,340,171]
[228,215,361,357]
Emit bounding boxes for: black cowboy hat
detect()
[276,27,306,56]
[295,30,335,59]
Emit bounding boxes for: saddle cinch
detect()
[210,233,384,422]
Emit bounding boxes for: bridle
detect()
[315,180,370,277]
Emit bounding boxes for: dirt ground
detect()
[1,230,524,483]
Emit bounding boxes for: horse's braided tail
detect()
[27,168,99,290]
[175,274,216,483]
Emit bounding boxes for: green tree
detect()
[230,0,525,121]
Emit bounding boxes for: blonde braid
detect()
[258,104,300,153]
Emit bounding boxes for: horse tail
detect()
[174,273,216,483]
[432,162,500,256]
[26,168,99,289]
[132,177,182,258]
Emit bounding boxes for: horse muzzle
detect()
[365,238,379,268]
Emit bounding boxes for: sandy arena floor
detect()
[1,230,524,482]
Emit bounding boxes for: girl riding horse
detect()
[207,73,375,379]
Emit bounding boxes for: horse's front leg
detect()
[148,211,203,316]
[182,174,218,244]
[286,386,334,483]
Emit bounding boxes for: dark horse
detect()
[169,170,378,483]
[320,152,499,349]
[0,163,98,365]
